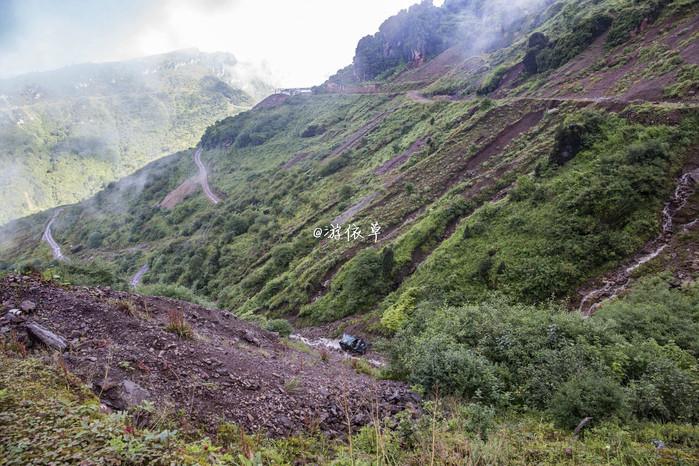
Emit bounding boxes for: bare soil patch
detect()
[159,177,199,209]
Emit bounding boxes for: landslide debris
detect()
[0,274,417,437]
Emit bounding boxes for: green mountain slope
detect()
[3,0,698,314]
[2,1,699,459]
[0,49,273,224]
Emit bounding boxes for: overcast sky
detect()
[0,0,445,87]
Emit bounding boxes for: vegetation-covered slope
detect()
[2,0,699,463]
[0,49,273,224]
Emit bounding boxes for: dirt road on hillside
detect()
[42,212,66,261]
[130,264,149,288]
[194,148,221,204]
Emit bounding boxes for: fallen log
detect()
[26,322,68,352]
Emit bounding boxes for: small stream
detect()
[578,170,698,315]
[289,334,385,367]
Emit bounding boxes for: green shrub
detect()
[477,65,509,95]
[549,110,604,165]
[455,403,496,441]
[606,0,672,48]
[534,13,613,73]
[550,370,630,429]
[138,283,213,308]
[625,139,669,164]
[265,318,294,337]
[407,334,503,403]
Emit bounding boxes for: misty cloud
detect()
[0,0,435,87]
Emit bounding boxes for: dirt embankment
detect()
[0,275,417,437]
[159,177,199,209]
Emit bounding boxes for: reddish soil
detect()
[396,45,466,84]
[326,109,394,159]
[444,109,545,189]
[375,139,426,176]
[0,275,417,437]
[253,93,290,110]
[159,177,199,209]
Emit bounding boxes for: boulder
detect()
[98,379,150,410]
[20,300,36,313]
[122,380,150,407]
[339,333,368,355]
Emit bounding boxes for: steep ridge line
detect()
[578,168,699,315]
[194,148,221,204]
[42,211,66,262]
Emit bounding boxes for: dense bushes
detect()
[550,371,630,429]
[549,110,604,165]
[301,248,394,321]
[391,282,699,428]
[384,112,688,315]
[265,318,294,336]
[477,65,509,95]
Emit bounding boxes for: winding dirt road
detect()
[194,148,221,204]
[130,264,149,288]
[42,212,66,261]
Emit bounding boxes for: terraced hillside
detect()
[2,0,699,463]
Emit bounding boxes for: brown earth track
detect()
[441,109,545,190]
[281,152,313,170]
[326,109,394,159]
[0,275,417,437]
[375,139,426,176]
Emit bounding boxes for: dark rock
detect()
[241,330,261,347]
[652,439,666,449]
[3,309,25,323]
[26,322,68,352]
[99,379,150,410]
[339,334,368,355]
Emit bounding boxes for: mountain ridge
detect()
[0,49,274,224]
